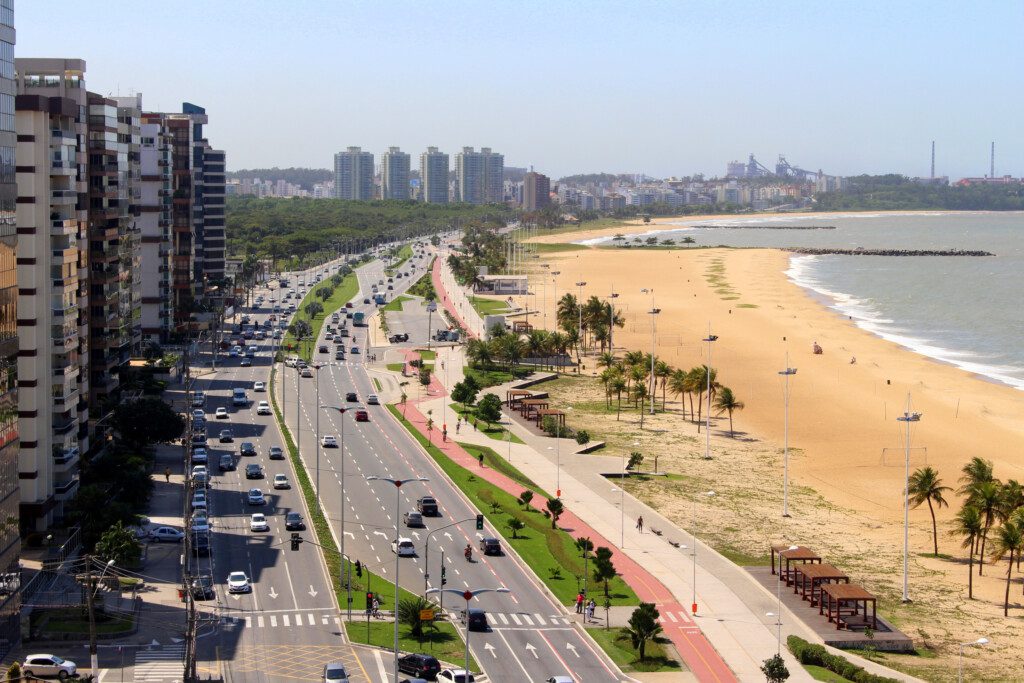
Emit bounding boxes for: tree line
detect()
[814,175,1024,211]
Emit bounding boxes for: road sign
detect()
[419,609,434,621]
[426,302,438,313]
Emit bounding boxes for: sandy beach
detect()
[499,239,1024,678]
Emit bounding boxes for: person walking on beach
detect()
[576,592,584,614]
[164,467,171,483]
[636,515,644,533]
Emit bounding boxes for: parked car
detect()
[397,653,440,680]
[268,446,285,460]
[285,512,305,530]
[247,488,266,505]
[403,511,424,528]
[191,492,207,509]
[249,513,269,532]
[191,448,208,464]
[227,571,251,593]
[21,654,77,680]
[191,392,206,408]
[322,663,349,682]
[190,576,215,600]
[273,474,290,489]
[149,526,185,543]
[437,669,475,683]
[191,409,206,421]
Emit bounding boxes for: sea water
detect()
[581,212,1024,390]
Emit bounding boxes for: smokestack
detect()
[930,141,935,179]
[990,142,995,178]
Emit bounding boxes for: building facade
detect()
[419,147,448,204]
[138,112,173,343]
[455,146,503,204]
[380,147,409,200]
[201,147,226,285]
[333,146,374,200]
[523,171,550,210]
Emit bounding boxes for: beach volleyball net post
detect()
[880,447,927,467]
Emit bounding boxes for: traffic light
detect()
[290,532,302,551]
[354,560,362,578]
[441,565,447,586]
[366,592,374,605]
[475,514,484,531]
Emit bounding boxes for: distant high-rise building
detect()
[455,147,504,204]
[334,146,374,200]
[523,171,551,210]
[419,147,449,204]
[381,147,410,200]
[138,111,174,343]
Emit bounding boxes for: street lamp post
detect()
[366,475,429,683]
[896,397,921,603]
[321,404,351,618]
[702,327,718,458]
[427,587,510,680]
[691,490,715,614]
[647,304,660,415]
[575,281,586,357]
[779,357,797,517]
[540,263,550,330]
[958,637,989,682]
[769,544,798,653]
[607,291,619,356]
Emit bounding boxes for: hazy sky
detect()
[18,0,1023,180]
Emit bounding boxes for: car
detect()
[229,347,240,357]
[215,407,228,419]
[245,464,264,479]
[355,409,369,422]
[387,284,393,290]
[192,532,211,556]
[300,367,313,378]
[322,663,349,682]
[273,329,282,338]
[191,464,208,479]
[363,298,370,304]
[273,474,290,489]
[227,571,251,594]
[436,669,475,683]
[285,512,305,530]
[191,432,207,447]
[254,381,265,392]
[268,446,285,460]
[545,677,574,683]
[191,447,208,464]
[350,346,360,354]
[392,538,415,557]
[218,454,235,471]
[149,526,185,543]
[21,654,77,680]
[192,392,206,408]
[249,513,269,532]
[460,608,488,632]
[191,576,215,600]
[246,346,256,357]
[256,401,271,415]
[479,537,502,556]
[191,409,206,421]
[325,332,334,341]
[345,302,353,308]
[219,429,234,443]
[335,351,345,360]
[367,394,379,405]
[403,511,424,528]
[397,653,441,680]
[239,441,257,457]
[417,496,439,516]
[240,357,252,367]
[247,488,266,505]
[346,392,357,402]
[191,491,208,509]
[319,345,329,353]
[321,435,338,448]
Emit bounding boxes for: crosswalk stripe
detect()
[665,611,678,622]
[308,613,316,625]
[270,615,278,627]
[678,611,691,622]
[244,617,252,628]
[283,614,290,626]
[521,614,534,626]
[535,614,546,625]
[497,613,508,625]
[258,615,265,628]
[510,613,521,625]
[322,615,330,624]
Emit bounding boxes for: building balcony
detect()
[51,218,77,237]
[54,476,80,501]
[50,159,76,176]
[52,414,79,436]
[51,247,77,266]
[51,304,77,323]
[51,329,78,349]
[52,360,80,380]
[50,189,78,205]
[52,446,80,472]
[50,129,77,142]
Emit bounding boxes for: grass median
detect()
[585,627,683,673]
[386,405,639,607]
[284,266,363,361]
[468,296,508,317]
[382,295,411,312]
[343,620,478,671]
[384,245,413,275]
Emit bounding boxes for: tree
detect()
[713,387,745,436]
[506,517,525,539]
[958,456,995,499]
[990,520,1024,616]
[669,368,690,419]
[451,378,480,412]
[475,393,503,429]
[950,504,983,599]
[633,383,648,429]
[6,661,22,681]
[95,521,142,568]
[317,286,334,302]
[761,654,790,683]
[397,595,438,638]
[972,480,1002,574]
[624,602,661,660]
[908,466,951,555]
[418,366,432,386]
[592,546,617,598]
[288,319,312,341]
[545,498,564,529]
[112,397,184,448]
[304,301,324,318]
[517,490,534,508]
[627,452,644,471]
[610,376,627,421]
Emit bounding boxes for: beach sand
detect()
[500,243,1024,678]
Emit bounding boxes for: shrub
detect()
[786,636,899,683]
[575,430,590,445]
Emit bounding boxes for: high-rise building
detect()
[381,147,409,200]
[202,146,226,285]
[419,147,449,204]
[334,146,374,200]
[163,112,196,329]
[138,112,173,343]
[523,171,551,210]
[455,147,503,204]
[14,58,89,531]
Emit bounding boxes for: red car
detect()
[355,410,369,422]
[345,302,354,309]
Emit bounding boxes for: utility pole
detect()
[85,556,98,678]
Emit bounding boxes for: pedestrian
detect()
[472,418,478,432]
[575,592,584,614]
[636,515,644,533]
[587,599,596,622]
[442,428,447,443]
[478,454,484,468]
[164,467,171,483]
[372,597,380,618]
[456,422,461,434]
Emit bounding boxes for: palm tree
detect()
[691,366,719,431]
[999,480,1024,522]
[907,466,951,556]
[610,376,627,421]
[526,330,548,370]
[596,352,616,370]
[629,365,648,407]
[633,383,648,429]
[598,368,615,409]
[973,480,1002,575]
[654,360,672,410]
[951,505,983,599]
[556,294,579,335]
[958,456,995,500]
[465,338,492,370]
[713,387,745,437]
[506,517,525,539]
[989,521,1024,616]
[668,368,690,419]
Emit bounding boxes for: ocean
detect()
[579,212,1024,390]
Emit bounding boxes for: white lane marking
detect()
[282,614,290,627]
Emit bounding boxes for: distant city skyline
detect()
[17,0,1023,180]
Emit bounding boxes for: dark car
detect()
[191,432,207,447]
[218,454,235,472]
[416,496,439,516]
[479,537,502,556]
[192,532,211,557]
[362,298,370,304]
[245,464,263,479]
[397,653,440,679]
[335,351,345,361]
[191,575,215,600]
[239,441,257,457]
[219,429,233,443]
[285,512,305,531]
[345,302,353,309]
[461,608,488,632]
[319,345,328,353]
[355,410,369,422]
[346,392,357,402]
[268,446,285,460]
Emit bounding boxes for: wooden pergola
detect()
[512,320,533,334]
[535,408,565,427]
[506,390,532,409]
[820,583,877,631]
[519,398,548,420]
[793,563,849,606]
[771,545,822,585]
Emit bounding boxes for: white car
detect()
[191,465,208,478]
[191,492,208,509]
[392,538,415,557]
[191,448,208,464]
[249,513,269,532]
[273,474,290,489]
[254,381,265,392]
[215,407,228,419]
[247,488,266,506]
[227,571,251,593]
[437,669,475,683]
[192,392,206,408]
[21,654,77,680]
[256,401,271,415]
[321,435,338,448]
[149,526,185,543]
[367,394,379,405]
[191,409,206,421]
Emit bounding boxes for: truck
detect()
[373,293,387,305]
[353,311,365,326]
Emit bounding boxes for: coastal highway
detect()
[281,256,625,682]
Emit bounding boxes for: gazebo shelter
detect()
[771,545,822,585]
[512,320,533,334]
[793,563,849,606]
[519,398,548,420]
[535,408,565,428]
[506,390,532,409]
[820,583,877,631]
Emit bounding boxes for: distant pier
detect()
[785,247,994,257]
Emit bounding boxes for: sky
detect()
[18,0,1024,180]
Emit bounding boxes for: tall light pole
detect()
[366,475,429,683]
[691,490,715,614]
[312,363,327,496]
[779,356,797,517]
[428,587,510,680]
[606,291,619,356]
[321,404,351,618]
[575,281,586,357]
[540,263,550,330]
[702,327,718,459]
[548,445,561,499]
[768,544,798,654]
[647,303,660,415]
[897,397,921,603]
[551,270,561,336]
[958,637,989,682]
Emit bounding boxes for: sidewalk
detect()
[430,250,482,339]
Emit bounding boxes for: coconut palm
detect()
[556,294,579,335]
[999,480,1024,522]
[950,504,983,599]
[989,520,1024,616]
[596,352,616,370]
[972,480,1002,575]
[907,466,951,556]
[465,338,493,370]
[610,375,627,421]
[654,360,672,410]
[713,387,745,437]
[692,366,719,431]
[668,368,690,419]
[633,383,649,429]
[629,365,648,407]
[958,456,995,500]
[599,368,616,409]
[526,330,548,369]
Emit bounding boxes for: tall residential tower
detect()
[455,147,503,204]
[380,147,409,200]
[419,147,449,204]
[333,147,374,200]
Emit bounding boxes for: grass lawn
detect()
[468,296,509,317]
[585,628,682,673]
[344,620,477,671]
[385,244,413,275]
[386,363,407,373]
[283,269,361,361]
[387,405,639,607]
[408,269,437,300]
[804,664,853,682]
[449,403,524,444]
[382,294,411,312]
[415,349,437,361]
[372,378,382,391]
[458,442,542,493]
[533,242,589,253]
[35,608,133,636]
[463,365,525,388]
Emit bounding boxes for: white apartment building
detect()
[334,146,374,200]
[138,112,173,344]
[419,147,449,204]
[381,147,410,200]
[455,147,503,204]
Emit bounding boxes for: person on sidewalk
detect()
[442,427,447,443]
[164,467,171,483]
[586,599,596,622]
[575,592,584,614]
[472,418,478,432]
[636,515,644,533]
[478,454,484,467]
[455,422,461,434]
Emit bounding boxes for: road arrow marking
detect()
[374,530,387,538]
[566,643,579,657]
[525,643,538,659]
[344,531,355,538]
[484,643,497,658]
[268,587,279,599]
[150,639,160,648]
[231,594,241,601]
[411,531,420,540]
[443,532,453,541]
[309,585,318,597]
